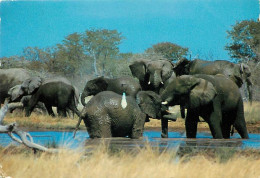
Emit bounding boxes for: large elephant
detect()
[129,59,176,94]
[161,74,249,139]
[81,76,141,106]
[74,91,164,139]
[8,77,80,117]
[173,58,253,103]
[129,59,177,137]
[0,68,31,105]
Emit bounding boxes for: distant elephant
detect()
[0,68,31,105]
[129,59,176,94]
[74,91,164,139]
[8,77,80,117]
[161,74,249,139]
[173,58,253,103]
[81,76,141,106]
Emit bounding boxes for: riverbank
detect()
[2,102,260,133]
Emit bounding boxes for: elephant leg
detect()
[207,102,223,139]
[161,117,168,138]
[57,108,67,117]
[131,112,146,139]
[45,104,55,117]
[68,104,81,119]
[25,94,39,117]
[185,110,199,138]
[221,113,232,139]
[234,98,249,139]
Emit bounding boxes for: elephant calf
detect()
[75,91,164,139]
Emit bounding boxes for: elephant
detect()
[8,76,80,117]
[74,90,164,139]
[0,68,31,105]
[129,59,176,94]
[81,76,141,106]
[129,59,177,137]
[161,74,249,139]
[173,58,253,103]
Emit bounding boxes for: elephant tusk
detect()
[121,92,127,109]
[148,81,151,85]
[161,101,168,105]
[161,81,164,85]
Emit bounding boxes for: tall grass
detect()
[244,102,260,124]
[0,144,260,178]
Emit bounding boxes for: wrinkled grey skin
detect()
[129,59,176,94]
[8,77,80,117]
[0,68,31,105]
[129,59,177,138]
[75,91,163,139]
[81,76,141,106]
[174,58,253,103]
[161,74,249,139]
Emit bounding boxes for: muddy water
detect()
[0,131,260,150]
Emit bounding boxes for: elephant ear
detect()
[161,60,174,81]
[240,63,251,77]
[21,77,43,94]
[173,58,190,76]
[94,77,108,91]
[8,85,24,101]
[187,77,217,108]
[136,91,162,119]
[129,59,148,82]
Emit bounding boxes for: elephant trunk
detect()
[81,91,88,106]
[246,77,253,104]
[151,70,163,88]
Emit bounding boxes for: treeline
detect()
[1,20,260,97]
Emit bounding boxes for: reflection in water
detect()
[0,131,259,149]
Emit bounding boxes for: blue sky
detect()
[0,0,258,60]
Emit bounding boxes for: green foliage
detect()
[145,42,189,61]
[226,20,260,63]
[82,29,125,76]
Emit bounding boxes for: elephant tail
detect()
[73,116,83,138]
[73,87,80,106]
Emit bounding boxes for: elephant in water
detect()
[173,58,253,103]
[74,91,164,139]
[161,74,249,139]
[8,77,80,117]
[80,76,141,106]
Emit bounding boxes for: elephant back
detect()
[107,76,141,97]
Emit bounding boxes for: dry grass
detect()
[3,112,85,131]
[244,102,260,124]
[0,145,260,178]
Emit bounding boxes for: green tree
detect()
[226,20,260,63]
[51,32,87,77]
[145,42,189,62]
[82,29,124,76]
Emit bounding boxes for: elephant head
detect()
[161,75,216,118]
[81,77,108,106]
[129,59,175,92]
[173,58,190,76]
[8,77,43,102]
[136,91,163,119]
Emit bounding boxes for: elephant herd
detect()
[0,58,251,140]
